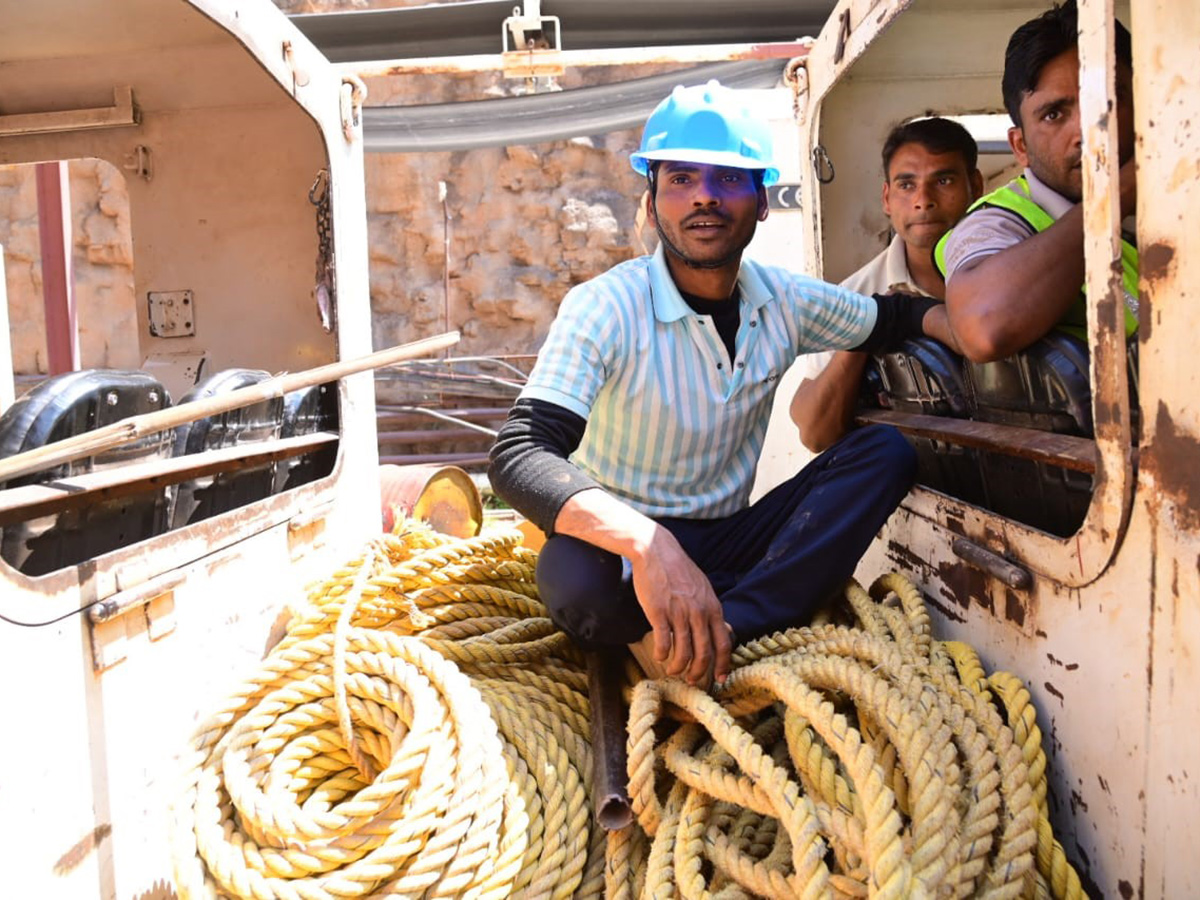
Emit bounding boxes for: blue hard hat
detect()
[631,80,780,186]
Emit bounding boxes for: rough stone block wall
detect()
[1,0,666,377]
[0,160,140,375]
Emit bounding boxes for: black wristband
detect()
[850,292,939,353]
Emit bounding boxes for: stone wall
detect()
[1,0,665,377]
[0,160,139,374]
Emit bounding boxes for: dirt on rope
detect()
[170,523,1084,899]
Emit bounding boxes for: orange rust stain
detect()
[1141,241,1176,286]
[1142,401,1200,532]
[53,822,111,876]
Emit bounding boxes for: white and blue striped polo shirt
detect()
[521,244,877,519]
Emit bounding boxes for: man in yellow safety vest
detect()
[935,0,1138,362]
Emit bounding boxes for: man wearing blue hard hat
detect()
[490,81,956,687]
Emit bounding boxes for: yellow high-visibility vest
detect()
[934,175,1139,339]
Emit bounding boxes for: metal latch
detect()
[89,569,185,672]
[90,570,185,624]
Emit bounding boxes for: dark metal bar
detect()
[854,409,1099,474]
[951,537,1033,591]
[585,649,634,831]
[0,432,338,527]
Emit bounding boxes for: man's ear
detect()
[757,184,769,222]
[643,189,657,229]
[969,169,984,201]
[881,180,893,218]
[1008,126,1030,167]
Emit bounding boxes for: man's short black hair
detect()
[881,117,979,178]
[1002,0,1133,127]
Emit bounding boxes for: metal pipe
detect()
[0,332,460,484]
[951,538,1033,591]
[382,406,500,436]
[35,161,78,375]
[585,649,634,831]
[342,39,811,77]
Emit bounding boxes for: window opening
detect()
[0,159,340,577]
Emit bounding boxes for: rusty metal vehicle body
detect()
[0,0,1196,898]
[0,2,381,897]
[756,0,1198,895]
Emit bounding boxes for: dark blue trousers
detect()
[536,425,916,647]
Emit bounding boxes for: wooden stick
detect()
[0,331,460,484]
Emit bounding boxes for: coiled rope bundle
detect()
[171,525,1083,899]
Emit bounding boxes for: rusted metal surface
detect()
[378,463,482,537]
[1076,0,1137,580]
[1132,0,1200,892]
[855,409,1099,473]
[346,40,813,77]
[585,649,634,831]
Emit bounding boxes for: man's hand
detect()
[921,303,962,354]
[552,487,732,686]
[629,525,732,686]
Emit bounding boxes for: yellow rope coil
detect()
[172,523,1086,899]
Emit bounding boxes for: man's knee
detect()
[535,535,645,647]
[840,424,918,484]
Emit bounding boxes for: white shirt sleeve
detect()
[942,207,1037,283]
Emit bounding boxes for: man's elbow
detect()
[949,312,1026,363]
[791,394,834,453]
[794,418,839,454]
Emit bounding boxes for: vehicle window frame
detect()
[797,0,1135,588]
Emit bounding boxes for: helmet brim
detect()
[630,148,780,186]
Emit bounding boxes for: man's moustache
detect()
[683,211,732,226]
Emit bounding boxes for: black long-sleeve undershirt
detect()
[488,398,596,535]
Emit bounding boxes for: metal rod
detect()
[585,649,634,831]
[378,451,490,467]
[385,406,500,436]
[951,538,1033,591]
[35,161,78,375]
[341,39,812,77]
[0,331,459,484]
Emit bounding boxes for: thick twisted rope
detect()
[620,573,1083,899]
[173,522,1083,899]
[172,523,601,899]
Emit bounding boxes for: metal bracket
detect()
[502,1,564,79]
[148,290,195,338]
[123,144,152,182]
[0,86,139,138]
[833,9,852,65]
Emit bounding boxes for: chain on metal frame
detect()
[309,168,336,333]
